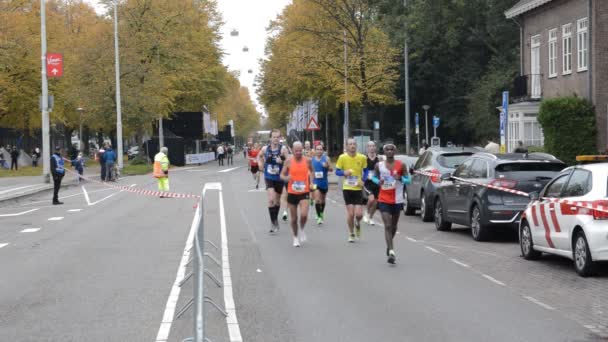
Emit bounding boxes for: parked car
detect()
[127,146,140,160]
[520,159,608,276]
[405,147,478,221]
[433,152,565,241]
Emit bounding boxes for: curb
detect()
[0,173,102,204]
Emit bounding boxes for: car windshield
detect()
[495,162,565,172]
[436,153,473,168]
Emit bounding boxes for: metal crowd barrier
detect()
[179,188,227,342]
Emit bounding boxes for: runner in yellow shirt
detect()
[335,138,369,243]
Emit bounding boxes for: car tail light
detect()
[429,168,441,183]
[592,200,608,220]
[490,179,518,189]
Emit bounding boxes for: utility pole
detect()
[113,1,124,169]
[423,105,430,143]
[77,107,84,152]
[404,0,411,154]
[159,117,164,148]
[40,0,50,183]
[343,30,349,152]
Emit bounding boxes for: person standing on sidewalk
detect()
[71,152,85,183]
[10,146,19,170]
[217,144,225,166]
[50,146,65,205]
[154,147,170,198]
[103,144,117,181]
[226,145,234,165]
[97,145,106,181]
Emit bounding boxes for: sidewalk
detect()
[0,165,102,203]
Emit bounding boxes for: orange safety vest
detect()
[153,152,169,178]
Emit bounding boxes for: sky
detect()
[83,0,292,115]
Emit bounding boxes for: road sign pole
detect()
[40,0,50,183]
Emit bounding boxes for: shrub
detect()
[537,96,596,165]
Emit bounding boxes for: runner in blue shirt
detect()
[311,142,333,225]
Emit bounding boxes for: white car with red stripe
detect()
[519,163,608,276]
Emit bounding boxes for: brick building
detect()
[504,0,608,151]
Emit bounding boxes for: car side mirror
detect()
[529,191,540,201]
[440,173,452,181]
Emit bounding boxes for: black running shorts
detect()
[343,190,365,206]
[378,202,404,215]
[287,193,309,205]
[265,179,284,194]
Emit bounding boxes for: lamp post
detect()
[77,107,84,152]
[113,0,124,169]
[404,0,411,155]
[40,0,51,182]
[422,105,430,144]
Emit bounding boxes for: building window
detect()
[577,18,588,72]
[548,28,558,78]
[524,121,543,147]
[508,121,520,152]
[530,35,542,98]
[562,23,572,75]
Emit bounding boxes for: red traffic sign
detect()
[306,117,320,131]
[46,53,63,77]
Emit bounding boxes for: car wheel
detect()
[434,198,452,231]
[573,231,595,277]
[420,191,433,222]
[470,205,489,241]
[403,190,416,216]
[520,220,541,260]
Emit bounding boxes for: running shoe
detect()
[317,217,323,225]
[293,237,301,247]
[362,213,370,224]
[255,184,259,190]
[299,229,307,243]
[355,220,361,238]
[369,218,375,226]
[269,225,276,233]
[282,211,288,221]
[388,250,396,264]
[348,234,355,243]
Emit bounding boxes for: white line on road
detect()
[82,186,123,206]
[0,208,39,217]
[47,217,64,221]
[247,189,265,192]
[0,184,41,195]
[425,246,441,254]
[20,228,41,233]
[24,187,114,205]
[218,167,240,173]
[82,186,91,206]
[219,185,243,342]
[0,243,8,249]
[406,237,417,242]
[130,184,137,187]
[155,195,200,342]
[523,296,555,310]
[482,274,506,286]
[450,258,470,268]
[67,209,82,212]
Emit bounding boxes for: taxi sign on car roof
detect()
[576,155,608,163]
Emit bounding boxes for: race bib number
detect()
[346,176,359,187]
[267,165,280,175]
[382,176,397,190]
[315,171,324,179]
[367,170,375,180]
[292,181,306,193]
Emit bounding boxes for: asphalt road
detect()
[0,156,605,342]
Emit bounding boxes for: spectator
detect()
[71,152,85,183]
[217,144,225,166]
[0,148,6,169]
[10,146,19,170]
[97,145,106,181]
[50,146,65,205]
[418,140,429,155]
[226,145,234,165]
[514,141,528,153]
[32,147,40,167]
[103,144,117,181]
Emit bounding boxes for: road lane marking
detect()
[155,194,200,342]
[450,258,470,268]
[20,228,41,233]
[0,243,8,249]
[523,296,555,310]
[83,185,123,206]
[0,208,39,217]
[247,189,265,192]
[48,217,64,221]
[406,237,417,242]
[82,186,92,206]
[24,188,114,205]
[218,167,240,173]
[68,209,82,212]
[0,184,41,195]
[219,186,243,342]
[130,184,137,187]
[425,246,441,254]
[482,274,506,286]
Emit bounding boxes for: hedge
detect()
[537,96,596,165]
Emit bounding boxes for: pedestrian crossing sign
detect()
[306,117,320,131]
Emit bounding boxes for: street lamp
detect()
[422,105,430,144]
[40,0,51,183]
[77,107,84,153]
[112,0,124,169]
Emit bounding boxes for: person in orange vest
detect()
[153,147,170,198]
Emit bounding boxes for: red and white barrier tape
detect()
[413,169,608,214]
[62,165,201,199]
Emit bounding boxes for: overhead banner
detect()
[203,109,211,134]
[229,119,235,138]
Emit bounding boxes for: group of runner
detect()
[246,129,411,264]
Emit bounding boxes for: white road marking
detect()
[68,209,82,212]
[82,186,91,206]
[218,167,240,173]
[247,189,265,192]
[450,258,470,268]
[155,194,200,342]
[256,268,262,273]
[0,184,41,195]
[523,296,555,310]
[83,185,123,206]
[406,237,417,242]
[0,243,8,249]
[130,184,137,187]
[425,246,441,254]
[219,185,243,342]
[0,208,39,217]
[48,217,64,221]
[482,274,506,286]
[20,228,41,233]
[24,188,113,205]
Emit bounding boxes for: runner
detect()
[247,142,261,189]
[372,144,411,264]
[280,138,292,222]
[280,141,315,247]
[363,141,380,226]
[311,142,332,225]
[304,140,314,206]
[335,138,368,243]
[258,129,290,233]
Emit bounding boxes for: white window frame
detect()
[530,35,542,99]
[577,18,588,72]
[548,28,558,78]
[562,23,572,75]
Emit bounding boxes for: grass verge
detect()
[0,166,42,177]
[122,163,152,176]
